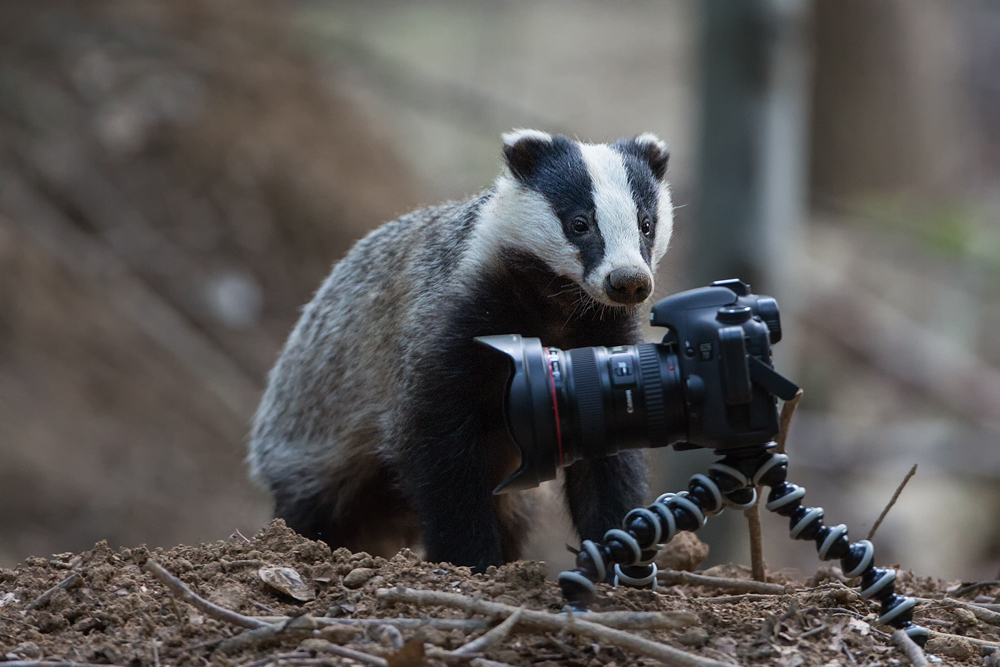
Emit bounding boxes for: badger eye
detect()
[570,215,590,235]
[640,215,652,237]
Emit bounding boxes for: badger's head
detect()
[483,129,672,309]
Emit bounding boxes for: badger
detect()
[248,130,673,572]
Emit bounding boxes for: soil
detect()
[1,521,997,667]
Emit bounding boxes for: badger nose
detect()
[604,268,652,304]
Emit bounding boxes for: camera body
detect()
[477,279,798,493]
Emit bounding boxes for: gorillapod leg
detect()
[557,448,929,647]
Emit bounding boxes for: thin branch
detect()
[776,389,803,455]
[0,663,127,667]
[940,597,1000,627]
[868,464,917,541]
[953,581,1000,598]
[377,586,731,667]
[891,630,929,666]
[25,573,81,610]
[746,389,804,581]
[657,569,789,594]
[744,506,767,583]
[469,660,519,667]
[454,608,523,655]
[144,558,270,629]
[927,630,1000,650]
[304,640,389,667]
[254,616,493,632]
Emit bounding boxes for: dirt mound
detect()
[1,521,996,666]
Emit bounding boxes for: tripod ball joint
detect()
[557,451,930,648]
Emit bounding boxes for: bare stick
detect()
[304,640,389,667]
[775,389,803,455]
[657,569,789,594]
[953,580,1000,598]
[25,572,81,610]
[940,597,1000,627]
[891,630,929,666]
[377,586,731,667]
[575,610,697,630]
[744,506,767,583]
[927,630,1000,650]
[745,389,804,581]
[0,663,127,667]
[144,558,270,629]
[470,660,519,667]
[867,464,917,541]
[454,608,523,655]
[255,616,494,632]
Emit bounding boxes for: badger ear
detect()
[502,129,554,182]
[619,133,670,181]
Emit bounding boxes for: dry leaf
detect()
[386,639,428,667]
[258,566,316,601]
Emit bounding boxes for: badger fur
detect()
[248,130,673,571]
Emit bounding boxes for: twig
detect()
[868,464,917,541]
[745,389,804,582]
[700,593,783,603]
[152,640,160,667]
[940,597,1000,627]
[574,610,697,630]
[377,586,732,667]
[255,616,494,632]
[744,507,767,583]
[927,630,1000,650]
[470,660,519,667]
[776,389,803,455]
[216,616,317,654]
[144,558,270,629]
[0,664,126,667]
[657,569,789,594]
[891,630,929,666]
[25,572,81,610]
[305,640,389,667]
[800,624,827,638]
[454,608,523,655]
[953,581,1000,598]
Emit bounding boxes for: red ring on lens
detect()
[546,349,564,468]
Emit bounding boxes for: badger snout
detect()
[604,267,652,305]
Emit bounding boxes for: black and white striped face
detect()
[483,129,673,308]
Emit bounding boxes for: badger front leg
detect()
[403,425,506,572]
[563,450,648,546]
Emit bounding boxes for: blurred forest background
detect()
[1,0,999,583]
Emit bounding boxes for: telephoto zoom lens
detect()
[546,343,686,463]
[476,335,687,492]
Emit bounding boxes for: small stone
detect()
[677,626,709,647]
[343,567,375,589]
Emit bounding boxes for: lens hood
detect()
[475,334,560,493]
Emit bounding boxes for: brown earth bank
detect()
[1,521,998,667]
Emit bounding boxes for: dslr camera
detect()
[477,279,799,493]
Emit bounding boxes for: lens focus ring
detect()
[568,348,605,457]
[637,344,665,438]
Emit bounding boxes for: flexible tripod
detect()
[557,447,929,647]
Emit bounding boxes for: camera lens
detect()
[547,343,687,465]
[477,335,686,492]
